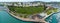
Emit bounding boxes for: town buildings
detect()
[0,1,44,7]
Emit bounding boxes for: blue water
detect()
[0,11,34,23]
[45,4,60,23]
[0,6,34,23]
[45,12,60,23]
[0,5,60,23]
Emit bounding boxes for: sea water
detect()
[45,12,60,23]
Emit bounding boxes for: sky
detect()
[0,0,60,2]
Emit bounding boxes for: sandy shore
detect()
[9,12,48,23]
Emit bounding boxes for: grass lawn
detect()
[8,5,58,18]
[46,8,58,15]
[8,5,44,14]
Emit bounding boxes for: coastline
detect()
[43,9,59,19]
[8,9,59,23]
[8,12,47,23]
[0,3,60,23]
[7,5,59,23]
[43,12,54,19]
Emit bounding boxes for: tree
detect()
[43,3,47,10]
